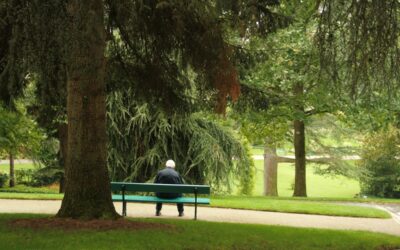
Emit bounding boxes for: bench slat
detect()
[111,182,210,194]
[112,195,210,204]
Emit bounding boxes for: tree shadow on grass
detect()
[8,217,173,231]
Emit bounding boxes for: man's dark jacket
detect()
[154,167,184,198]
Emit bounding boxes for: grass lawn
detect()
[211,196,390,218]
[0,214,399,250]
[0,185,59,194]
[252,160,361,198]
[0,163,35,174]
[0,192,63,200]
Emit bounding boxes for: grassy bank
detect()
[211,196,390,218]
[0,214,399,250]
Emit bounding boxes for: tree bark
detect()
[9,153,14,187]
[264,141,278,196]
[58,123,68,193]
[293,83,307,197]
[57,0,118,219]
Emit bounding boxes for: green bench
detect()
[111,182,210,220]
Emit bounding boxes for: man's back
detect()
[155,167,183,185]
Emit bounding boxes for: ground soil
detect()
[8,217,172,231]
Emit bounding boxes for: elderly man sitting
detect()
[154,159,184,217]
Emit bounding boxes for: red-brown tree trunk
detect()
[57,0,118,219]
[293,82,307,197]
[264,141,278,196]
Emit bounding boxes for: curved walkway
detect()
[0,199,399,236]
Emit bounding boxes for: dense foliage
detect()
[317,0,400,99]
[0,173,7,188]
[0,104,43,158]
[107,89,254,194]
[359,126,400,198]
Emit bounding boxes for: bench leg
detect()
[194,190,198,220]
[123,201,127,216]
[195,203,197,220]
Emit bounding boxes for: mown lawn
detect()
[252,160,361,198]
[0,185,59,194]
[0,214,399,250]
[0,163,35,173]
[211,196,390,218]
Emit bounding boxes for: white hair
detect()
[165,159,176,168]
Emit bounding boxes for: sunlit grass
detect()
[211,196,390,218]
[251,160,361,198]
[0,163,36,174]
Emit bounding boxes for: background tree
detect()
[317,1,400,196]
[234,16,335,197]
[0,104,43,187]
[232,87,290,196]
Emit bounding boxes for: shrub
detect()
[15,168,62,187]
[30,168,62,187]
[23,137,64,187]
[0,173,8,188]
[15,169,35,185]
[359,126,400,198]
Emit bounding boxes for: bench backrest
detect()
[111,182,210,194]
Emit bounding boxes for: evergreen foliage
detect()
[317,0,400,99]
[107,89,254,194]
[0,0,28,107]
[106,0,240,114]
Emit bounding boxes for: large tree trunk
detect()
[264,141,278,196]
[57,0,118,219]
[293,83,307,197]
[58,123,68,193]
[9,153,14,187]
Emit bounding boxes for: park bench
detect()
[111,182,210,220]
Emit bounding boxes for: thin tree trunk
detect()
[57,0,118,219]
[264,141,278,196]
[293,119,306,196]
[293,83,307,197]
[9,153,14,187]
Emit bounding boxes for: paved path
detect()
[0,199,399,236]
